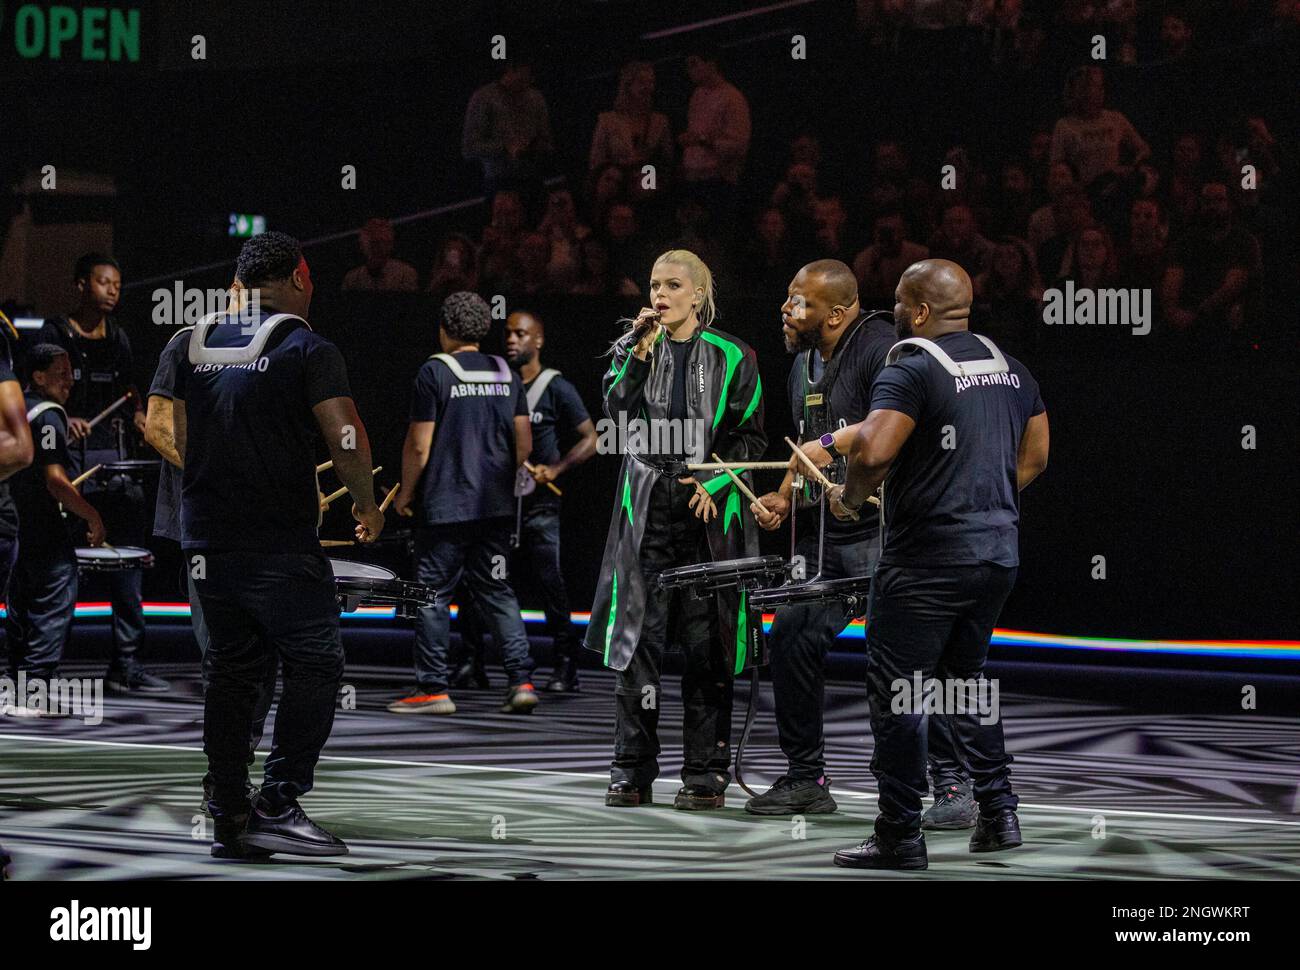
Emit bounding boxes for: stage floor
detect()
[2,659,1299,880]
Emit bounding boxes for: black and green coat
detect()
[584,325,767,673]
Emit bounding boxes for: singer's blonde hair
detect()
[653,249,716,327]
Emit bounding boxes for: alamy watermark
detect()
[1042,281,1151,335]
[0,673,104,724]
[151,283,261,330]
[596,411,707,457]
[890,672,1000,725]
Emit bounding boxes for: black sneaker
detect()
[833,833,929,870]
[210,813,273,860]
[673,784,725,811]
[605,781,653,807]
[200,778,260,815]
[501,683,539,714]
[969,810,1023,853]
[922,781,978,830]
[544,656,580,693]
[240,801,349,857]
[744,775,838,815]
[106,665,171,693]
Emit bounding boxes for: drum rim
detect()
[751,576,873,602]
[75,546,154,560]
[661,554,788,576]
[329,558,398,581]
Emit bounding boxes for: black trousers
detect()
[5,542,77,680]
[612,478,731,792]
[194,551,342,816]
[866,562,1019,841]
[458,501,581,664]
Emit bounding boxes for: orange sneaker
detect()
[501,683,539,714]
[386,691,456,715]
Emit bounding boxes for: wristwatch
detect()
[819,432,836,452]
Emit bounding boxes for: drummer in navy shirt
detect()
[391,292,538,716]
[5,345,104,701]
[172,232,383,859]
[831,259,1050,871]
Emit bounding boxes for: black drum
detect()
[75,545,155,573]
[97,460,162,482]
[330,559,435,618]
[658,556,791,598]
[750,575,873,618]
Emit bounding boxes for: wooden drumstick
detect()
[710,453,761,505]
[316,460,334,473]
[70,464,103,488]
[86,390,134,430]
[378,482,400,512]
[523,461,562,496]
[686,460,791,472]
[785,436,879,508]
[320,539,355,547]
[320,467,381,509]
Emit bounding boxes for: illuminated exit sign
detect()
[4,3,142,62]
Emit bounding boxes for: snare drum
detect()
[98,460,162,481]
[75,545,155,572]
[658,556,791,597]
[750,575,873,618]
[330,559,435,618]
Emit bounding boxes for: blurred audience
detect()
[341,218,418,292]
[462,59,555,194]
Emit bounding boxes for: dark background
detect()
[2,0,1296,646]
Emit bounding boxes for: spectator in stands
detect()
[1117,197,1168,292]
[1166,132,1205,232]
[769,160,821,249]
[461,59,555,194]
[569,237,640,297]
[973,235,1044,348]
[853,211,929,305]
[587,163,627,228]
[589,61,674,202]
[812,196,855,265]
[1036,184,1094,283]
[479,189,528,292]
[741,208,800,295]
[603,202,647,281]
[1159,13,1194,61]
[428,232,479,305]
[988,160,1035,238]
[537,187,591,292]
[341,218,418,292]
[928,202,994,277]
[1053,224,1119,291]
[678,49,752,213]
[1050,66,1150,189]
[863,138,939,239]
[1161,182,1260,335]
[1027,160,1080,252]
[513,232,561,297]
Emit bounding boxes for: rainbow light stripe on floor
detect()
[13,602,1294,662]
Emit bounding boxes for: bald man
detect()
[745,260,910,815]
[830,259,1049,870]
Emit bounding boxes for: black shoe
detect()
[106,665,171,693]
[544,656,580,693]
[450,659,490,690]
[833,833,929,870]
[240,800,349,857]
[969,810,1023,853]
[605,781,654,807]
[745,774,838,815]
[211,814,273,860]
[922,781,978,830]
[673,785,726,811]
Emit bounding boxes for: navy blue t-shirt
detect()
[13,392,73,555]
[786,311,895,543]
[410,351,527,526]
[147,327,191,543]
[523,370,590,507]
[174,314,351,554]
[870,331,1045,567]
